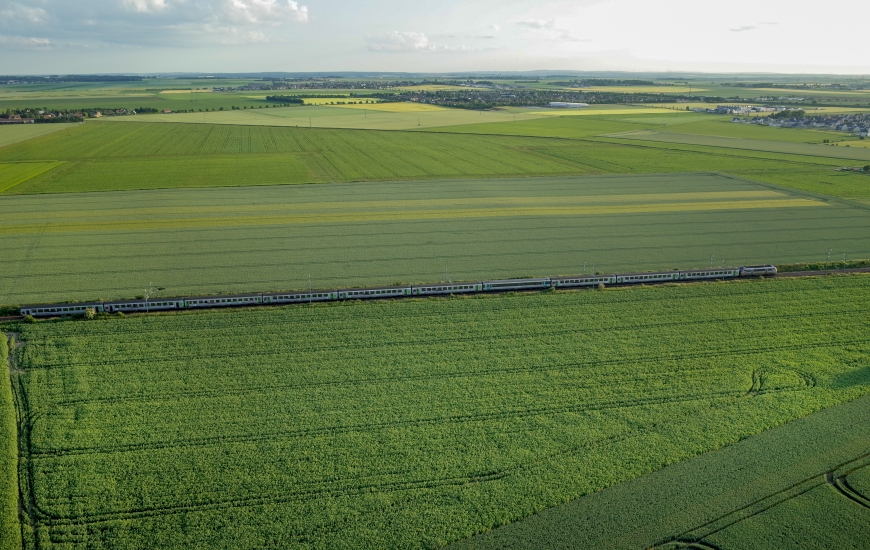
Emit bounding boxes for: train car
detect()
[104,299,182,313]
[339,286,412,300]
[739,265,777,277]
[481,278,551,292]
[182,294,263,309]
[411,282,482,296]
[21,302,104,317]
[679,268,740,281]
[551,275,616,288]
[263,291,338,304]
[616,271,680,284]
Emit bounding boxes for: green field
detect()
[451,390,870,549]
[1,335,22,550]
[610,130,870,162]
[6,275,870,548]
[3,121,870,201]
[4,173,870,305]
[0,124,76,149]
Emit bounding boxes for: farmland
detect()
[7,275,870,549]
[3,121,870,201]
[4,173,870,305]
[1,335,21,550]
[451,389,870,549]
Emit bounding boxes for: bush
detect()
[23,315,34,323]
[84,307,96,320]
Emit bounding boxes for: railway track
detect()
[4,267,869,322]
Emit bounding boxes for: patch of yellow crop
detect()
[334,102,449,112]
[568,86,707,94]
[396,85,470,92]
[295,97,380,106]
[158,89,212,94]
[0,161,64,194]
[2,191,789,221]
[1,198,824,234]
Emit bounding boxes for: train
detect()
[19,265,778,318]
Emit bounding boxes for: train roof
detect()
[21,302,102,310]
[263,289,338,295]
[341,285,411,291]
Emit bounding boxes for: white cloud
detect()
[0,34,52,48]
[367,31,433,52]
[730,25,756,32]
[489,24,500,31]
[124,0,169,13]
[366,31,479,53]
[226,0,308,24]
[517,19,554,29]
[0,3,48,23]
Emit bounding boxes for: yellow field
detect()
[396,85,470,92]
[529,107,698,117]
[298,97,380,105]
[569,86,707,94]
[158,89,213,94]
[0,191,824,235]
[335,102,449,112]
[750,87,870,97]
[2,190,788,222]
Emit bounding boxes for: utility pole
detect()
[309,274,312,304]
[827,248,832,270]
[709,255,714,268]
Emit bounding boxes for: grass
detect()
[0,334,21,550]
[7,275,870,549]
[2,173,870,305]
[450,387,870,549]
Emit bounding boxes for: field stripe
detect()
[0,161,64,194]
[0,199,826,234]
[0,190,789,220]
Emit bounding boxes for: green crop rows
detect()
[2,121,870,200]
[1,334,22,550]
[7,275,870,549]
[3,173,870,305]
[452,389,870,550]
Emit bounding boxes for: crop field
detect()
[3,121,870,200]
[0,162,64,193]
[1,336,21,550]
[452,388,870,549]
[3,173,870,305]
[6,275,870,548]
[104,105,547,130]
[609,131,870,162]
[0,124,75,149]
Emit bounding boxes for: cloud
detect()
[366,31,478,53]
[124,0,168,13]
[225,0,308,24]
[730,25,757,32]
[0,34,52,48]
[489,24,500,31]
[0,3,48,23]
[517,19,555,29]
[367,31,432,52]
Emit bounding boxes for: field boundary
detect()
[449,393,870,549]
[0,333,22,550]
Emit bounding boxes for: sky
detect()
[1,0,870,75]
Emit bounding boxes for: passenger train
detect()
[20,265,777,318]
